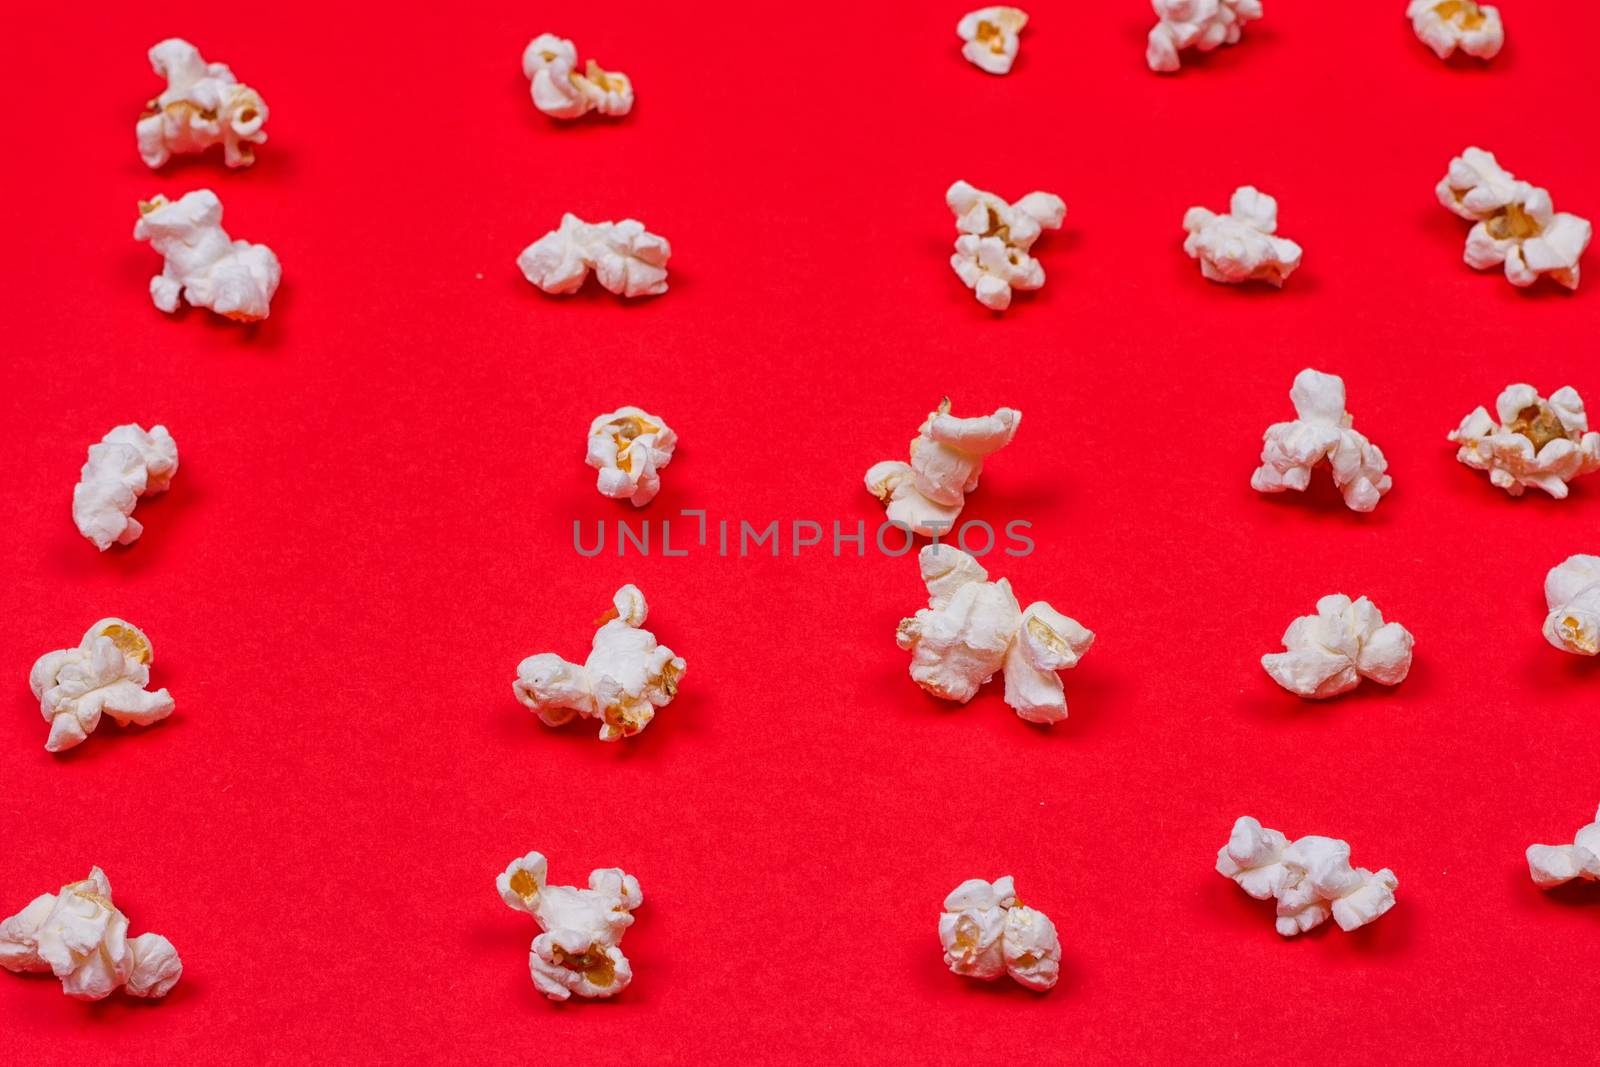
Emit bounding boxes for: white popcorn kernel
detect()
[1261,594,1414,700]
[497,852,641,1001]
[956,8,1029,75]
[136,39,268,169]
[72,423,178,550]
[1182,186,1302,286]
[1436,148,1592,290]
[29,618,175,753]
[1542,555,1600,655]
[866,398,1020,536]
[587,407,676,507]
[514,584,685,741]
[1,869,181,1001]
[1526,806,1600,888]
[1146,0,1264,73]
[1251,369,1391,512]
[899,545,1093,724]
[1449,384,1600,499]
[134,191,281,321]
[1218,817,1397,937]
[522,34,634,120]
[517,214,670,298]
[1407,1,1504,61]
[946,180,1065,311]
[939,876,1060,991]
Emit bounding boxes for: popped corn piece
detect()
[866,398,1020,536]
[1448,384,1600,498]
[517,214,670,298]
[1146,0,1264,73]
[956,8,1029,75]
[72,423,178,550]
[946,180,1065,311]
[1261,594,1414,699]
[1251,369,1391,512]
[1435,148,1592,289]
[0,868,181,1001]
[1526,806,1600,888]
[898,545,1093,723]
[1407,1,1503,61]
[134,190,281,321]
[29,618,175,753]
[522,34,633,120]
[1542,555,1600,655]
[136,38,268,168]
[1218,818,1397,937]
[939,876,1060,991]
[497,852,642,1001]
[587,407,676,507]
[1182,186,1302,286]
[513,584,685,741]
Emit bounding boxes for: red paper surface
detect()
[4,3,1599,1063]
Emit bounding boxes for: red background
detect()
[4,2,1598,1063]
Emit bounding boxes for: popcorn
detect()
[1436,148,1592,289]
[29,618,175,753]
[946,180,1065,311]
[517,214,670,298]
[1526,806,1600,888]
[1407,1,1504,61]
[136,38,268,168]
[587,407,676,507]
[1146,0,1263,73]
[514,585,685,741]
[1182,186,1302,286]
[1251,369,1391,512]
[1449,384,1600,498]
[497,852,641,1001]
[956,8,1029,75]
[522,34,633,120]
[73,423,178,550]
[134,191,281,321]
[897,545,1093,724]
[1261,595,1414,699]
[1,868,181,1000]
[866,399,1020,536]
[1218,817,1398,937]
[939,876,1060,991]
[1542,555,1600,656]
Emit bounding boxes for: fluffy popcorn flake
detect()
[518,214,670,298]
[946,180,1065,311]
[587,407,675,507]
[939,876,1060,991]
[866,399,1019,537]
[29,618,175,753]
[1261,594,1414,699]
[497,852,642,1000]
[1408,1,1503,61]
[135,190,281,321]
[1526,806,1600,889]
[1183,186,1302,286]
[1449,384,1600,498]
[1,868,181,1001]
[898,545,1092,724]
[522,34,633,120]
[137,39,268,168]
[514,584,685,741]
[1542,555,1600,656]
[1146,0,1264,73]
[73,423,178,550]
[1251,369,1391,512]
[956,8,1029,75]
[1219,817,1397,936]
[1436,148,1592,289]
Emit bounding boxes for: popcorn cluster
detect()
[898,545,1093,725]
[1251,369,1391,513]
[1261,595,1414,700]
[517,214,671,298]
[497,852,642,1001]
[866,399,1019,536]
[1449,384,1600,498]
[946,180,1065,311]
[523,34,634,120]
[1407,1,1503,61]
[1542,555,1600,656]
[135,190,281,321]
[1182,186,1302,286]
[1218,817,1398,936]
[956,8,1029,75]
[137,38,268,169]
[514,585,685,741]
[587,407,676,507]
[30,618,175,753]
[1527,807,1600,889]
[1,869,181,1001]
[73,423,178,551]
[938,876,1060,991]
[1436,148,1592,290]
[1146,0,1263,73]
